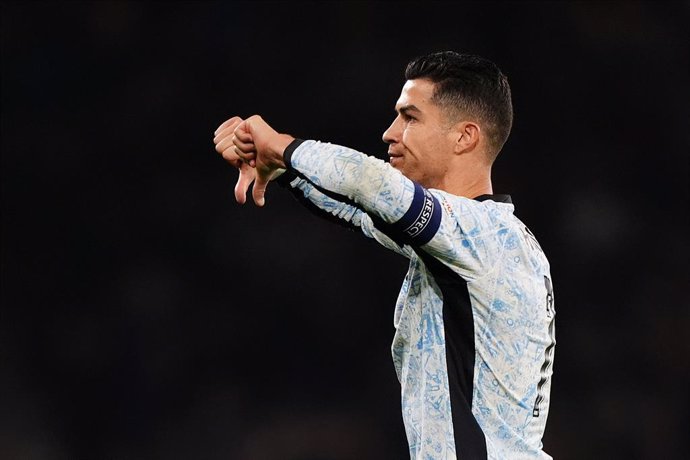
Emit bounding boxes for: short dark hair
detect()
[405,51,513,159]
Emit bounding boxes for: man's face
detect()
[383,79,456,187]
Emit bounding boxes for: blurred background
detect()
[1,1,688,459]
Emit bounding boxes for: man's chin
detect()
[390,158,412,177]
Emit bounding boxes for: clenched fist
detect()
[213,115,294,206]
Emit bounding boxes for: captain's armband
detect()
[371,183,442,246]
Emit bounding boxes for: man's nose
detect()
[382,117,401,144]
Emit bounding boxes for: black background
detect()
[1,1,688,459]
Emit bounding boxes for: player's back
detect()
[436,194,555,459]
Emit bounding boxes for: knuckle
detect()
[217,128,230,138]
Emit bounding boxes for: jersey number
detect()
[533,275,556,417]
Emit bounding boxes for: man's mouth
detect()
[388,152,403,166]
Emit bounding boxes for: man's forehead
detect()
[395,79,436,110]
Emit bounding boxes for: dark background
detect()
[1,1,688,459]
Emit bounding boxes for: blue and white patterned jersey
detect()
[278,140,555,460]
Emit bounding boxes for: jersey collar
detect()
[474,194,512,203]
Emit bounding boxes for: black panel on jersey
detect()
[414,249,488,460]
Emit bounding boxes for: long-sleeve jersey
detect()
[277,139,556,460]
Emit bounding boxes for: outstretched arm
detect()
[213,116,412,257]
[228,116,441,248]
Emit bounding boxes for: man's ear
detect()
[453,121,481,155]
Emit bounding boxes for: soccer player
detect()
[213,52,555,460]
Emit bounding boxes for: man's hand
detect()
[231,115,294,207]
[213,116,256,205]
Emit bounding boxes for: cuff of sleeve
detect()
[283,138,305,171]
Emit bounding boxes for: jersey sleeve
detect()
[276,171,413,258]
[283,139,495,277]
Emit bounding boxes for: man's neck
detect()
[437,164,493,199]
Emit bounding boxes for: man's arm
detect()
[231,116,440,246]
[277,172,413,258]
[213,116,411,257]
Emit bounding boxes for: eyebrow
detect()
[396,104,422,115]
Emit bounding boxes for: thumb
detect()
[234,164,255,204]
[252,169,271,207]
